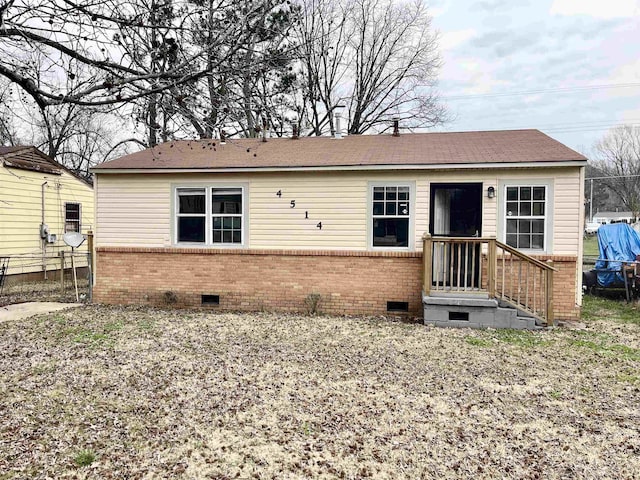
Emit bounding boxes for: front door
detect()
[429,183,483,287]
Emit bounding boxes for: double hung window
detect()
[372,185,411,248]
[176,186,244,245]
[505,185,546,250]
[211,189,243,244]
[64,203,81,233]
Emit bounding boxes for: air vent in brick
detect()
[202,294,220,305]
[387,301,409,313]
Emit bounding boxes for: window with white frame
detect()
[64,202,81,233]
[505,185,546,249]
[211,188,243,244]
[176,186,244,245]
[372,185,410,248]
[177,188,206,243]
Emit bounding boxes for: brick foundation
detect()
[94,247,580,320]
[94,247,424,316]
[532,255,581,321]
[493,255,580,321]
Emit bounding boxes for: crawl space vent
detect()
[201,294,220,305]
[449,311,469,321]
[387,301,409,313]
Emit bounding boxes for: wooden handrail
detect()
[487,238,496,298]
[422,234,432,296]
[546,261,554,325]
[494,239,558,272]
[422,235,556,326]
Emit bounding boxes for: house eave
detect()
[92,160,587,175]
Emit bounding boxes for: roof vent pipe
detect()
[292,116,299,140]
[333,105,345,139]
[261,118,268,143]
[220,129,226,144]
[392,117,400,137]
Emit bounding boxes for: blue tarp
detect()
[595,223,640,287]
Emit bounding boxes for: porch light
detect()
[487,186,495,199]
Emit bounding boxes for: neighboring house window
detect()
[372,185,410,248]
[176,186,244,245]
[505,186,546,249]
[64,203,81,233]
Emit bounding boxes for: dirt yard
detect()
[1,297,639,479]
[0,279,89,307]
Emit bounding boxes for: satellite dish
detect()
[63,232,85,248]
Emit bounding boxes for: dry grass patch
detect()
[0,279,89,307]
[0,301,639,479]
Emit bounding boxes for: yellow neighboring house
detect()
[0,146,94,282]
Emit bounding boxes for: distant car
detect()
[585,222,601,235]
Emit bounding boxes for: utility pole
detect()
[585,173,640,223]
[590,178,593,222]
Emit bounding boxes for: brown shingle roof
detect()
[1,146,92,186]
[94,129,587,171]
[0,146,62,175]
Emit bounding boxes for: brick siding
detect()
[94,247,579,320]
[94,247,424,316]
[532,255,581,321]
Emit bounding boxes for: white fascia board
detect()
[92,160,587,175]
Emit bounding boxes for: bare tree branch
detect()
[593,125,640,218]
[0,0,293,109]
[295,0,446,136]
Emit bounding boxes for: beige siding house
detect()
[0,146,94,282]
[92,130,587,326]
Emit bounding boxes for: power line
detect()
[586,174,640,180]
[443,122,640,135]
[535,119,640,129]
[442,83,640,101]
[542,123,640,134]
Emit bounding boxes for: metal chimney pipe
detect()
[333,105,345,139]
[392,117,400,137]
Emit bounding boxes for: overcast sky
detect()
[429,0,640,155]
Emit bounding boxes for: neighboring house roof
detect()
[1,146,62,175]
[0,146,92,186]
[93,129,588,173]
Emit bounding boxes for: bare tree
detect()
[296,0,446,136]
[1,0,446,150]
[0,79,19,144]
[1,94,126,178]
[39,110,126,179]
[177,0,298,139]
[0,0,292,110]
[593,125,640,219]
[296,0,352,135]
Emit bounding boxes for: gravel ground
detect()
[0,298,639,479]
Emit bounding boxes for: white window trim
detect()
[64,202,82,233]
[367,181,416,251]
[172,183,249,248]
[497,180,554,254]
